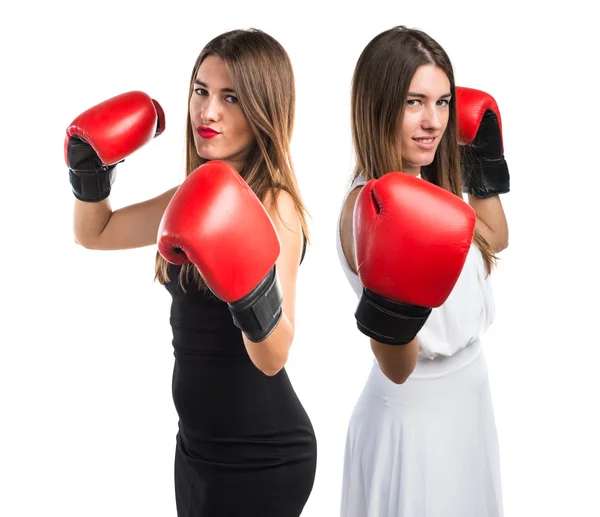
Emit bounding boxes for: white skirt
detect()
[340,342,503,517]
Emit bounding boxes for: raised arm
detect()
[340,185,418,383]
[341,173,475,384]
[74,189,178,250]
[456,86,510,252]
[67,90,176,250]
[157,161,302,376]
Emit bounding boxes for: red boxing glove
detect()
[157,161,282,342]
[65,91,165,202]
[354,173,476,345]
[455,86,510,198]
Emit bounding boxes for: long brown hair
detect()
[350,25,496,275]
[155,28,310,289]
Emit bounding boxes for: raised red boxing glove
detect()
[157,161,283,342]
[65,91,165,202]
[455,86,510,198]
[354,172,476,345]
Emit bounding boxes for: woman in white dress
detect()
[337,26,510,517]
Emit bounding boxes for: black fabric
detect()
[165,263,317,516]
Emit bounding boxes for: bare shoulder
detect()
[263,188,303,268]
[339,185,364,274]
[263,188,301,232]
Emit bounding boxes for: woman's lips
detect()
[197,126,219,139]
[413,137,436,150]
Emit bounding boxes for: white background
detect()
[1,1,599,516]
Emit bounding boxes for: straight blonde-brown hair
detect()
[155,29,310,289]
[350,25,496,275]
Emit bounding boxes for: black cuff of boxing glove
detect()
[69,165,117,202]
[228,266,283,343]
[355,288,432,346]
[461,155,510,198]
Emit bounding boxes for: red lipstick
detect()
[197,126,219,139]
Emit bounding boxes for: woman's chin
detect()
[194,147,221,162]
[405,153,436,172]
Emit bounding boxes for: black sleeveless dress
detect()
[164,260,317,516]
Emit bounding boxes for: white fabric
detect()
[336,174,504,517]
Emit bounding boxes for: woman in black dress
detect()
[67,28,316,516]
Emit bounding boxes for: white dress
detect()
[337,174,504,517]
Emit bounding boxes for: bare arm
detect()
[339,185,418,384]
[469,194,509,253]
[242,189,304,377]
[73,186,179,250]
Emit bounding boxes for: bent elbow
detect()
[74,236,100,250]
[261,346,291,377]
[260,364,284,377]
[386,358,417,385]
[257,352,288,377]
[247,321,293,376]
[381,363,415,385]
[386,371,412,385]
[495,238,509,253]
[73,234,90,248]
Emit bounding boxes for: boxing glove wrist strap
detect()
[67,134,119,202]
[462,157,510,198]
[69,165,117,202]
[355,288,432,346]
[228,266,283,343]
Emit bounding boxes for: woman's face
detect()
[189,55,255,171]
[399,64,451,176]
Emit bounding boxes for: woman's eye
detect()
[225,95,239,104]
[195,88,208,96]
[407,99,420,107]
